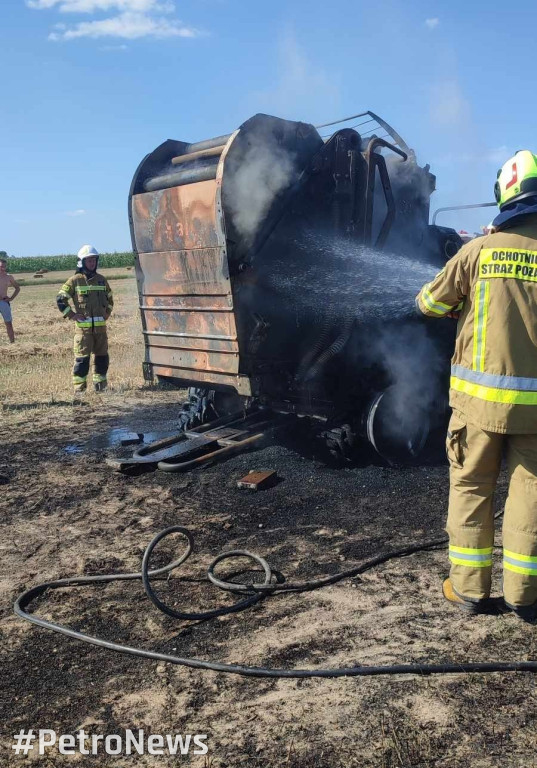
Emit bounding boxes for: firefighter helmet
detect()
[77,244,99,269]
[494,150,537,209]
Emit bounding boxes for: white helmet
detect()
[77,244,99,269]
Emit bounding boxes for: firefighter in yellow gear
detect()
[417,150,537,620]
[56,245,114,393]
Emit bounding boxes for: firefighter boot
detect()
[93,352,109,392]
[507,601,537,622]
[442,579,504,615]
[73,352,90,393]
[442,578,484,614]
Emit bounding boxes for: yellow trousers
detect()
[73,329,109,391]
[447,412,537,607]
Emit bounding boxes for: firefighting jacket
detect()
[417,213,537,433]
[56,271,113,330]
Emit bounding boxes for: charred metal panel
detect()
[133,181,222,253]
[130,131,248,392]
[150,366,253,396]
[144,334,237,353]
[132,142,242,388]
[142,308,236,343]
[141,295,232,311]
[221,115,323,266]
[148,346,238,374]
[138,249,230,296]
[136,246,239,379]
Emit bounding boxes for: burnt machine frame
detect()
[128,111,455,462]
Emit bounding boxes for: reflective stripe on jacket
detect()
[416,213,537,433]
[57,272,113,328]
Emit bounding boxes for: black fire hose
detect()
[303,318,355,383]
[14,524,537,679]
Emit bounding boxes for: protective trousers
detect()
[73,329,109,392]
[446,413,537,608]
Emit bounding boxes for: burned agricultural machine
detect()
[128,112,461,465]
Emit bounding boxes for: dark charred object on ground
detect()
[106,411,288,473]
[237,470,278,491]
[129,112,461,464]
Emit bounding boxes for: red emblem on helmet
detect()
[506,162,518,190]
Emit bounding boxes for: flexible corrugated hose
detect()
[14,522,537,678]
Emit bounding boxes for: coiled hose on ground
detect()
[14,523,537,679]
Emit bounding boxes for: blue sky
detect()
[2,0,536,256]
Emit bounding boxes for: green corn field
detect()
[5,252,134,273]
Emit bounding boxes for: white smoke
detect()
[384,153,433,207]
[226,140,296,247]
[430,79,469,128]
[252,31,340,124]
[357,320,448,459]
[373,323,445,419]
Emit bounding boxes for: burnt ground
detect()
[1,392,537,767]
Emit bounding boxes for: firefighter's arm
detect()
[104,279,113,319]
[416,247,470,318]
[56,278,80,320]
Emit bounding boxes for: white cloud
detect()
[65,209,86,216]
[100,43,128,49]
[49,11,198,39]
[27,0,172,13]
[27,0,202,41]
[425,17,439,29]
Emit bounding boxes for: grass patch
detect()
[17,272,134,287]
[14,267,135,286]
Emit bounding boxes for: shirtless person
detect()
[0,258,20,343]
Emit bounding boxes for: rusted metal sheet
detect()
[133,198,240,384]
[130,131,249,392]
[143,308,236,341]
[148,345,238,374]
[133,181,222,253]
[237,470,277,491]
[145,334,237,353]
[141,295,232,311]
[138,249,230,296]
[151,366,253,396]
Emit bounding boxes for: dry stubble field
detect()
[1,273,537,767]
